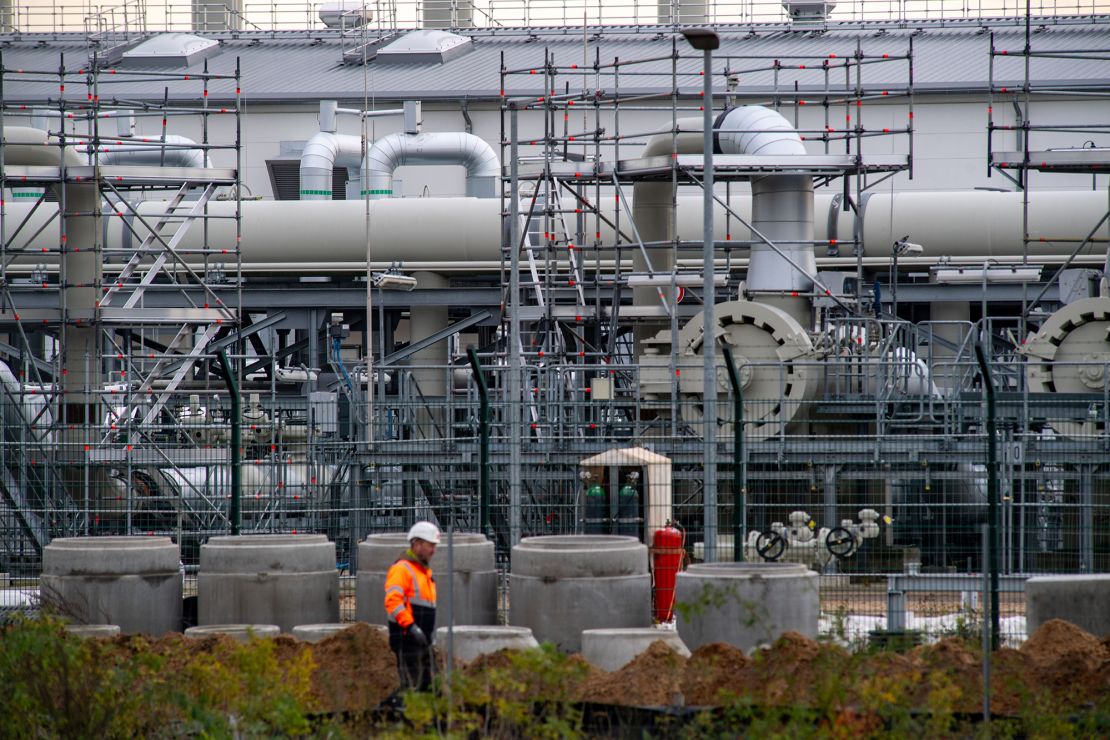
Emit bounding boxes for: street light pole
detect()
[683,27,721,562]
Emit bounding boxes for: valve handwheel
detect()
[825,526,858,558]
[755,530,786,562]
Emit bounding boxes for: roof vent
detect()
[782,0,836,24]
[120,33,220,68]
[375,29,472,65]
[318,2,374,29]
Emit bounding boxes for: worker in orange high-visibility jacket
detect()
[384,521,440,691]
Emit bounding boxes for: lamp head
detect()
[893,237,924,256]
[681,28,720,51]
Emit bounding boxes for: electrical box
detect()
[403,101,422,134]
[590,377,613,400]
[309,391,338,434]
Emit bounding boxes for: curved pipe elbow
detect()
[361,132,500,200]
[300,132,365,200]
[716,105,807,157]
[91,135,210,170]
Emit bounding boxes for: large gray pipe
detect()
[3,190,1109,270]
[299,132,363,200]
[362,131,499,199]
[408,271,449,434]
[716,106,815,324]
[631,117,705,348]
[87,134,209,169]
[3,127,99,437]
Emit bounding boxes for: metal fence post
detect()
[723,346,746,562]
[974,341,1000,651]
[467,346,491,538]
[217,350,241,536]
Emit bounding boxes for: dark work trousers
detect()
[393,640,434,691]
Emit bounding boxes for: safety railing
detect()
[6,0,1108,35]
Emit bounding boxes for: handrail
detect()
[7,0,1108,34]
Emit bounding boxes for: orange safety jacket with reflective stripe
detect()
[384,551,437,630]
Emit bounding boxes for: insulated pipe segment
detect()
[87,134,209,169]
[716,106,816,323]
[299,131,364,200]
[361,131,499,199]
[630,117,706,348]
[2,126,99,428]
[3,191,1109,269]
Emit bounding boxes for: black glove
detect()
[407,624,428,647]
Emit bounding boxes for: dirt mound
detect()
[749,631,831,706]
[1021,619,1109,670]
[307,622,396,713]
[911,637,979,668]
[461,647,517,675]
[583,640,687,706]
[681,643,749,705]
[1018,619,1110,703]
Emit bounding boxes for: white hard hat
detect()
[407,521,441,544]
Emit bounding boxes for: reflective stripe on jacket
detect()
[384,552,437,630]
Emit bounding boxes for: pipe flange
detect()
[661,300,817,441]
[1077,354,1108,390]
[1022,296,1110,438]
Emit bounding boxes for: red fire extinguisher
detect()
[651,521,685,623]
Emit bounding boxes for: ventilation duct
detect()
[361,131,498,199]
[783,0,836,24]
[422,0,474,29]
[192,1,241,32]
[318,1,373,29]
[657,0,707,26]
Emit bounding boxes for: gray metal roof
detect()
[1,18,1108,104]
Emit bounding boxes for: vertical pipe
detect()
[466,346,491,538]
[1079,466,1093,573]
[508,106,523,548]
[981,522,992,720]
[701,46,717,564]
[974,341,1000,651]
[409,271,448,436]
[218,350,241,535]
[722,346,745,562]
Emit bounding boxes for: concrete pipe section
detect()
[433,625,540,663]
[291,622,387,643]
[355,532,497,626]
[185,624,281,643]
[198,534,339,632]
[509,535,652,652]
[64,624,122,639]
[581,628,691,672]
[676,562,819,653]
[40,536,182,635]
[1026,575,1110,638]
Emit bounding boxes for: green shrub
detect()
[0,616,318,739]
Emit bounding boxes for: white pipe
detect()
[3,126,99,433]
[630,117,704,346]
[4,190,1109,269]
[299,131,363,201]
[84,134,210,169]
[716,105,815,323]
[361,131,499,199]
